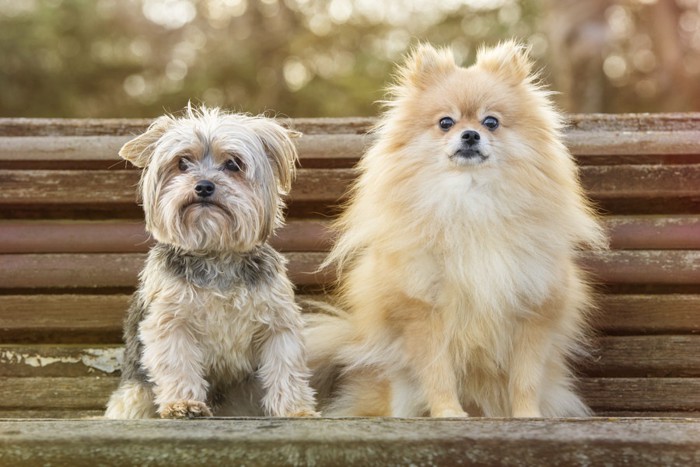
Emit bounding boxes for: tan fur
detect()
[306,41,606,418]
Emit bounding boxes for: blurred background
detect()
[1,0,698,118]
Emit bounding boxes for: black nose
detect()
[461,130,481,146]
[194,180,215,198]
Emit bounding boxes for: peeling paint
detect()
[0,347,124,374]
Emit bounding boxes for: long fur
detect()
[105,106,317,419]
[306,41,606,418]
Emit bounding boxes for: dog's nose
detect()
[194,180,215,198]
[461,130,481,146]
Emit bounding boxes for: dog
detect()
[305,42,606,418]
[105,105,317,419]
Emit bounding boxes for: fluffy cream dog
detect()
[105,106,317,419]
[306,42,606,418]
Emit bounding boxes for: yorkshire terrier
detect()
[105,106,317,419]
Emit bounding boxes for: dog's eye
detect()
[482,116,499,131]
[439,117,455,131]
[178,157,190,172]
[224,157,243,172]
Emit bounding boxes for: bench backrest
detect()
[0,114,698,418]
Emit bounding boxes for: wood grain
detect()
[2,336,697,378]
[0,250,697,290]
[1,216,699,254]
[0,418,698,466]
[1,165,699,211]
[1,376,699,412]
[0,252,331,289]
[0,219,333,254]
[593,294,700,334]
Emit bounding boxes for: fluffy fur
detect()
[305,42,606,418]
[105,105,317,419]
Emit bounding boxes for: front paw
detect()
[287,408,321,418]
[159,400,212,419]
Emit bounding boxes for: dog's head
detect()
[119,105,298,252]
[384,41,561,173]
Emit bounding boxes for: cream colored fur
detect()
[306,42,606,418]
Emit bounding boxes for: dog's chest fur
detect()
[138,243,283,381]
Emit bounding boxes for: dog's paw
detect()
[287,408,321,418]
[159,400,212,419]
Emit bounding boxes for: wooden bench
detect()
[0,114,699,463]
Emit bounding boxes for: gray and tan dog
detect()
[105,106,317,419]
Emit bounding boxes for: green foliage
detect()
[0,0,698,117]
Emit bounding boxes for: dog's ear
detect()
[119,115,174,168]
[398,43,456,89]
[250,118,298,195]
[476,41,533,85]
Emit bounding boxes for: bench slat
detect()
[593,294,700,334]
[0,219,333,253]
[581,378,700,412]
[2,131,699,167]
[2,113,699,134]
[1,251,698,289]
[1,294,697,344]
[0,134,371,169]
[1,216,699,254]
[582,250,700,285]
[0,418,698,465]
[2,336,697,378]
[2,166,699,209]
[1,376,698,412]
[0,252,332,288]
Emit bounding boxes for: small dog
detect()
[306,42,606,418]
[105,106,317,419]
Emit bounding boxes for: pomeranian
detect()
[305,41,606,418]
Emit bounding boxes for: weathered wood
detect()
[4,293,692,345]
[0,252,332,289]
[1,250,697,290]
[580,378,700,411]
[3,336,697,378]
[0,134,371,169]
[0,295,128,344]
[585,336,700,377]
[0,346,124,377]
[0,169,353,205]
[0,117,376,137]
[0,418,698,466]
[1,375,699,415]
[580,164,700,199]
[2,165,699,212]
[594,294,700,334]
[0,410,104,419]
[606,215,700,250]
[581,250,700,285]
[0,219,332,254]
[1,216,699,254]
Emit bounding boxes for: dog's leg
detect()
[139,302,212,419]
[508,318,551,418]
[257,300,318,417]
[402,308,467,418]
[105,381,156,419]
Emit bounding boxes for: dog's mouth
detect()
[182,199,227,212]
[451,149,489,165]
